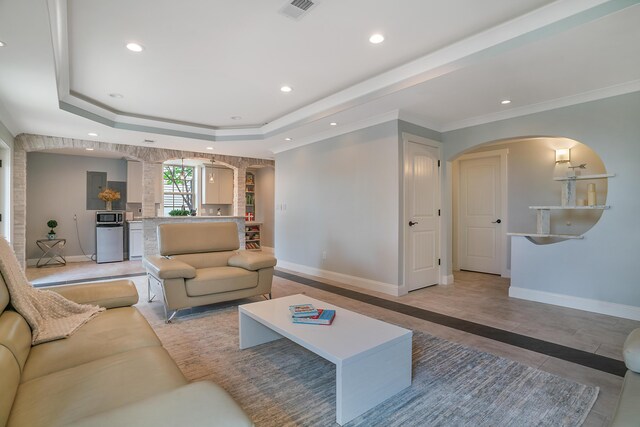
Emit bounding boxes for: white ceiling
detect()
[0,0,639,159]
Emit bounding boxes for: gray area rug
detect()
[150,307,598,427]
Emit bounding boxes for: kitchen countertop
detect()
[141,216,244,220]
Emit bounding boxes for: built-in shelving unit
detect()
[245,171,255,221]
[245,222,261,250]
[508,172,615,240]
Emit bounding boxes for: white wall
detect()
[0,120,13,241]
[255,167,275,248]
[26,152,127,261]
[275,121,401,292]
[442,92,640,317]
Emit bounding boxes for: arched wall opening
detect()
[13,133,275,267]
[449,136,609,277]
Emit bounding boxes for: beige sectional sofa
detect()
[0,277,253,427]
[610,328,640,427]
[144,222,277,322]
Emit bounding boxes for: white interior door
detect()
[458,155,503,274]
[405,141,439,291]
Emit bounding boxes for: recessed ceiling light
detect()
[501,99,511,105]
[206,147,214,150]
[109,93,124,98]
[88,132,98,137]
[126,42,144,52]
[280,86,292,93]
[369,34,385,44]
[285,137,292,141]
[0,41,5,47]
[85,148,94,151]
[230,116,242,120]
[330,122,337,126]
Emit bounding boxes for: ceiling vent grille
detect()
[279,0,320,20]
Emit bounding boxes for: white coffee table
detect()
[239,294,412,425]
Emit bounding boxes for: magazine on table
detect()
[289,304,319,317]
[292,309,336,325]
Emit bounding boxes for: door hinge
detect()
[438,209,441,216]
[437,160,440,167]
[438,258,441,266]
[0,159,2,167]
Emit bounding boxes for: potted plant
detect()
[98,188,121,211]
[168,209,190,216]
[47,219,58,240]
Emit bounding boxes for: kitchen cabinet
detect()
[127,161,163,204]
[128,222,143,259]
[127,161,143,203]
[202,166,234,204]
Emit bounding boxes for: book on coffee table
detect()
[292,309,336,325]
[289,304,318,317]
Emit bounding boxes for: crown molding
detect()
[441,80,640,132]
[46,0,634,144]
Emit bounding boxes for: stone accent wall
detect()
[12,133,273,268]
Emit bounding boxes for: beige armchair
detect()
[143,222,277,322]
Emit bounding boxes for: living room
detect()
[1,0,640,426]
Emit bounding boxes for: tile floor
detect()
[27,261,637,426]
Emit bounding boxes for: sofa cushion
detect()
[158,222,239,256]
[0,274,9,314]
[67,382,254,427]
[0,311,32,372]
[0,346,20,427]
[610,370,640,427]
[8,346,187,427]
[48,280,139,308]
[21,307,161,383]
[623,328,640,373]
[185,267,257,297]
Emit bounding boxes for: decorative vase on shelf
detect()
[105,201,112,211]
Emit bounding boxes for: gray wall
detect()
[26,152,127,260]
[442,91,640,308]
[452,138,607,269]
[255,167,275,248]
[275,121,400,286]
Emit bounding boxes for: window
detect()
[163,164,195,215]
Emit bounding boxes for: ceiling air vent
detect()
[279,0,320,20]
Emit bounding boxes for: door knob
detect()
[492,219,502,224]
[409,221,419,226]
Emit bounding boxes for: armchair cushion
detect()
[185,267,257,296]
[144,255,197,280]
[48,280,138,309]
[228,251,277,271]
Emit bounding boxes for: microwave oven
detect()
[96,211,124,225]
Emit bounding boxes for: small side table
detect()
[36,238,66,267]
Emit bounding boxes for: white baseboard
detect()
[26,255,93,267]
[260,246,274,254]
[440,274,454,285]
[509,286,640,321]
[277,260,401,296]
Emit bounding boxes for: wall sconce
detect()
[555,148,571,163]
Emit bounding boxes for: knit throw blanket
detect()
[0,238,104,345]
